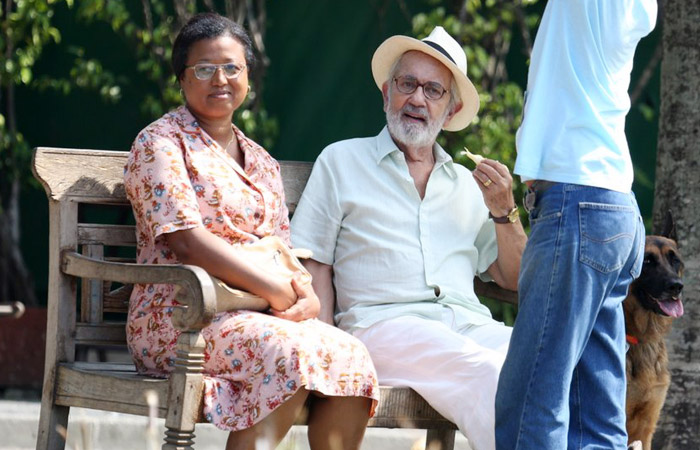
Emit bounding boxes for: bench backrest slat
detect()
[33,147,312,208]
[78,224,137,247]
[33,148,129,203]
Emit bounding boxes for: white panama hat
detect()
[371,26,479,132]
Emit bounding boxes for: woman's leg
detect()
[225,388,310,450]
[307,394,372,450]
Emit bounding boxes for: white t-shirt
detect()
[514,0,657,192]
[291,127,499,332]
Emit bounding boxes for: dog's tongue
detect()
[659,298,684,318]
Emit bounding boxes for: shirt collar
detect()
[173,105,259,154]
[374,126,457,179]
[172,105,200,134]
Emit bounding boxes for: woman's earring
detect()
[247,85,251,93]
[180,88,184,99]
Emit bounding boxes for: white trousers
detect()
[353,309,511,450]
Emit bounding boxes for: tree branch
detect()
[630,41,663,105]
[514,0,533,59]
[174,0,190,31]
[140,0,153,36]
[395,0,413,24]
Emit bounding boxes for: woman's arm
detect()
[165,227,300,311]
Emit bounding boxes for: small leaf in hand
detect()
[460,147,485,165]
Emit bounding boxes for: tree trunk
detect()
[652,0,700,447]
[0,178,37,308]
[0,0,37,308]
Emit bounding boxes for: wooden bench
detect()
[32,147,517,450]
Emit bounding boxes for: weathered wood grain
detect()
[62,251,217,331]
[78,224,136,246]
[55,363,169,417]
[32,148,130,203]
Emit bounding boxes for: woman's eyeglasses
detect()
[393,75,448,101]
[186,63,246,81]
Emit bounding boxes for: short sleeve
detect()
[474,218,498,281]
[596,0,658,73]
[290,150,343,265]
[125,128,203,242]
[274,201,292,246]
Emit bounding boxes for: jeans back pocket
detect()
[579,202,636,274]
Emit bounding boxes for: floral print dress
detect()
[123,106,378,431]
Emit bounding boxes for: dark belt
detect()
[523,180,557,212]
[530,180,556,193]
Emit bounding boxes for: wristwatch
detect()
[489,206,519,224]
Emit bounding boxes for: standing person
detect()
[494,1,657,449]
[291,26,527,450]
[123,13,378,450]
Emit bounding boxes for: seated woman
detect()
[123,13,378,450]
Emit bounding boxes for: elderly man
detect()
[291,27,526,450]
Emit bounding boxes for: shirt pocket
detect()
[579,202,636,274]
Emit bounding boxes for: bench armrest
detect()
[61,251,217,331]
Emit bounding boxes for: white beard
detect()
[386,103,447,149]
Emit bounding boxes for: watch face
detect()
[507,207,518,222]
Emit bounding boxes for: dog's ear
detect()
[661,210,678,242]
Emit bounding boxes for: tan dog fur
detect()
[624,227,684,450]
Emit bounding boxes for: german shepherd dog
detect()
[624,213,684,450]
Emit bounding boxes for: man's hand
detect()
[472,158,527,291]
[472,159,517,218]
[270,272,321,322]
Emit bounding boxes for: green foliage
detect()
[637,102,655,122]
[33,46,124,102]
[74,0,179,118]
[235,103,278,151]
[0,0,68,87]
[0,0,72,191]
[71,0,277,146]
[0,126,30,190]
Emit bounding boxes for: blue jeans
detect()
[495,183,644,450]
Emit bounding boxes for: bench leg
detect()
[426,428,456,450]
[35,402,69,450]
[162,332,205,450]
[162,430,196,450]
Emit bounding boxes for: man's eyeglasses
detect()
[186,63,246,81]
[393,76,448,101]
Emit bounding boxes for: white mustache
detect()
[401,105,428,121]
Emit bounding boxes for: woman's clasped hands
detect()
[269,272,321,322]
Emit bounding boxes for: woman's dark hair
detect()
[172,13,255,80]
